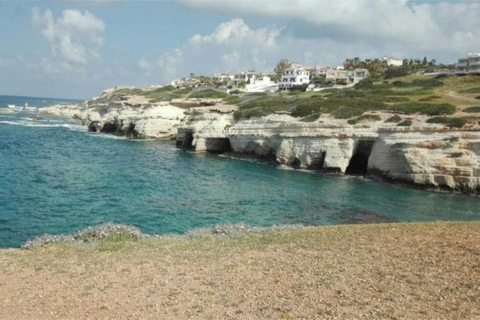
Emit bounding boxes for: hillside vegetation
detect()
[229,75,480,126]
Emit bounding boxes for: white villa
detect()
[325,68,369,84]
[278,67,310,91]
[231,71,256,86]
[311,65,332,77]
[456,53,480,74]
[383,57,403,67]
[213,73,235,82]
[245,76,277,93]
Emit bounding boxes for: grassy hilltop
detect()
[1,222,479,319]
[228,75,480,127]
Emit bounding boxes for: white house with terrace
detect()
[456,53,480,74]
[278,67,310,91]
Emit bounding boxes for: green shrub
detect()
[189,89,229,99]
[384,68,409,79]
[476,96,480,100]
[459,88,480,94]
[450,152,463,158]
[386,102,455,115]
[385,115,402,123]
[383,96,410,102]
[354,78,375,90]
[300,113,320,122]
[397,120,412,126]
[391,78,443,88]
[347,119,357,125]
[464,106,480,113]
[426,117,467,128]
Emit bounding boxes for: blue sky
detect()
[0,0,479,99]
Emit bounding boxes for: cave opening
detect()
[307,152,326,170]
[206,138,232,154]
[346,140,375,175]
[176,129,195,151]
[291,158,301,169]
[101,122,118,134]
[88,122,98,133]
[126,123,136,137]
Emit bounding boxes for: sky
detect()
[0,0,479,99]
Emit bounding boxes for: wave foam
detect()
[0,120,86,132]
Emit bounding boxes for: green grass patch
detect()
[397,120,412,126]
[426,117,467,128]
[459,88,480,94]
[385,102,455,116]
[385,115,402,123]
[463,106,480,113]
[189,89,229,99]
[348,114,382,124]
[140,86,193,102]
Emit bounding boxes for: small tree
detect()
[273,59,291,82]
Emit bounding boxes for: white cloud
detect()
[32,8,105,66]
[179,0,480,60]
[189,18,280,48]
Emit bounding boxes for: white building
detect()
[278,67,310,91]
[245,76,277,93]
[383,57,403,67]
[456,53,480,74]
[312,65,332,77]
[231,71,256,86]
[325,68,368,84]
[213,73,235,82]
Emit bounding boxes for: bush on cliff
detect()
[385,102,455,116]
[189,89,229,99]
[397,120,412,126]
[464,106,480,113]
[426,117,467,128]
[385,115,402,123]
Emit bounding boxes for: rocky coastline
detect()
[39,87,480,194]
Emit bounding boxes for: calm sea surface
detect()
[0,95,479,247]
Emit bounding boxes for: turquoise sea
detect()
[0,95,479,248]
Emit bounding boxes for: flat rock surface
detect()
[1,222,479,319]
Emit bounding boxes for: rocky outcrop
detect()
[178,114,480,193]
[39,90,186,139]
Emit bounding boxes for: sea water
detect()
[0,95,479,247]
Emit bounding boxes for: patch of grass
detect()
[348,114,382,124]
[397,120,412,126]
[386,102,456,116]
[450,152,463,158]
[459,88,480,94]
[385,115,402,123]
[383,96,410,102]
[391,78,444,88]
[189,89,229,99]
[426,117,467,128]
[418,95,441,102]
[140,87,193,102]
[463,106,480,113]
[300,113,320,122]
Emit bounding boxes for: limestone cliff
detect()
[178,113,480,193]
[39,89,186,139]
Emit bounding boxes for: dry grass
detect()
[1,222,480,319]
